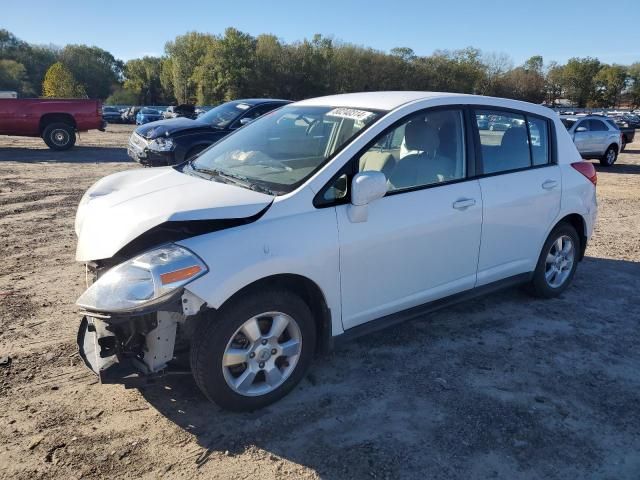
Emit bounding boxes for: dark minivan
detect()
[128,99,290,166]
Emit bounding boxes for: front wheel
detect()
[42,123,76,150]
[600,145,618,166]
[526,223,580,298]
[190,289,316,411]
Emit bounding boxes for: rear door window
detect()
[475,110,551,173]
[476,110,530,174]
[589,119,608,131]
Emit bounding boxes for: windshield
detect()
[199,101,254,128]
[560,118,576,130]
[140,108,158,114]
[184,105,382,195]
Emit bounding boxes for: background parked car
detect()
[102,106,122,123]
[560,115,622,166]
[128,98,290,166]
[488,116,513,131]
[608,117,636,151]
[136,107,164,125]
[121,106,141,124]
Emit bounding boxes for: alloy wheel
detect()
[544,235,575,288]
[606,148,616,165]
[222,311,302,397]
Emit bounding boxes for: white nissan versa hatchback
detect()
[75,92,597,411]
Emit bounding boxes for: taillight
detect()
[571,161,597,186]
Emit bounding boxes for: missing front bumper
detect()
[77,312,181,384]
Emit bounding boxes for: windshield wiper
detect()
[188,164,278,196]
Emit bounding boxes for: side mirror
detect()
[348,171,387,223]
[575,126,587,133]
[239,117,253,126]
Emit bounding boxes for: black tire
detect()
[42,122,76,151]
[599,144,618,166]
[190,288,316,411]
[527,222,580,298]
[620,136,627,152]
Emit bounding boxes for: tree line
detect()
[1,27,639,108]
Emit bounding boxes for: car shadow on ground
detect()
[0,146,130,163]
[138,256,640,478]
[594,160,640,174]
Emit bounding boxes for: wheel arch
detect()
[211,273,333,355]
[555,213,588,260]
[182,142,211,162]
[39,113,76,133]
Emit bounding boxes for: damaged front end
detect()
[76,244,208,384]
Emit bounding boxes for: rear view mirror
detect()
[348,171,387,223]
[239,117,253,126]
[575,126,587,133]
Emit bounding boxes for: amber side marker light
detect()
[571,161,597,186]
[160,265,202,285]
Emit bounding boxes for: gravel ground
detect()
[0,124,639,479]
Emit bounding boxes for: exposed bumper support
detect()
[77,311,181,383]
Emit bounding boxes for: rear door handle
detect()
[542,180,558,190]
[452,198,476,210]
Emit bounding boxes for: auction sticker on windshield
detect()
[326,108,375,122]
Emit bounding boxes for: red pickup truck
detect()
[0,98,106,150]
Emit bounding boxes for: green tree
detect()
[196,28,256,104]
[123,56,165,104]
[42,62,86,98]
[594,65,628,107]
[0,29,58,96]
[628,62,640,108]
[105,87,139,105]
[562,57,602,107]
[0,59,27,91]
[165,32,214,103]
[544,61,564,104]
[58,44,122,99]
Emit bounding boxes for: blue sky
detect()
[3,0,640,65]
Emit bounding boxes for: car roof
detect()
[295,91,462,110]
[232,98,291,106]
[294,91,554,117]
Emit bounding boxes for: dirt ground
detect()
[0,124,639,479]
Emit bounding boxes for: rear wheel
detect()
[599,145,617,166]
[527,223,580,298]
[620,136,627,152]
[190,289,316,411]
[42,123,76,150]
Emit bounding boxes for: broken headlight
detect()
[148,137,174,152]
[76,244,207,313]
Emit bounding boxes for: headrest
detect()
[404,120,439,152]
[500,126,528,150]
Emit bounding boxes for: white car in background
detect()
[560,114,622,166]
[74,92,597,411]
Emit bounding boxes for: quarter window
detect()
[528,117,549,166]
[358,109,466,192]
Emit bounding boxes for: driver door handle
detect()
[542,180,558,190]
[452,198,476,210]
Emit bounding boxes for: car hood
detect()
[75,167,273,261]
[135,117,213,139]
